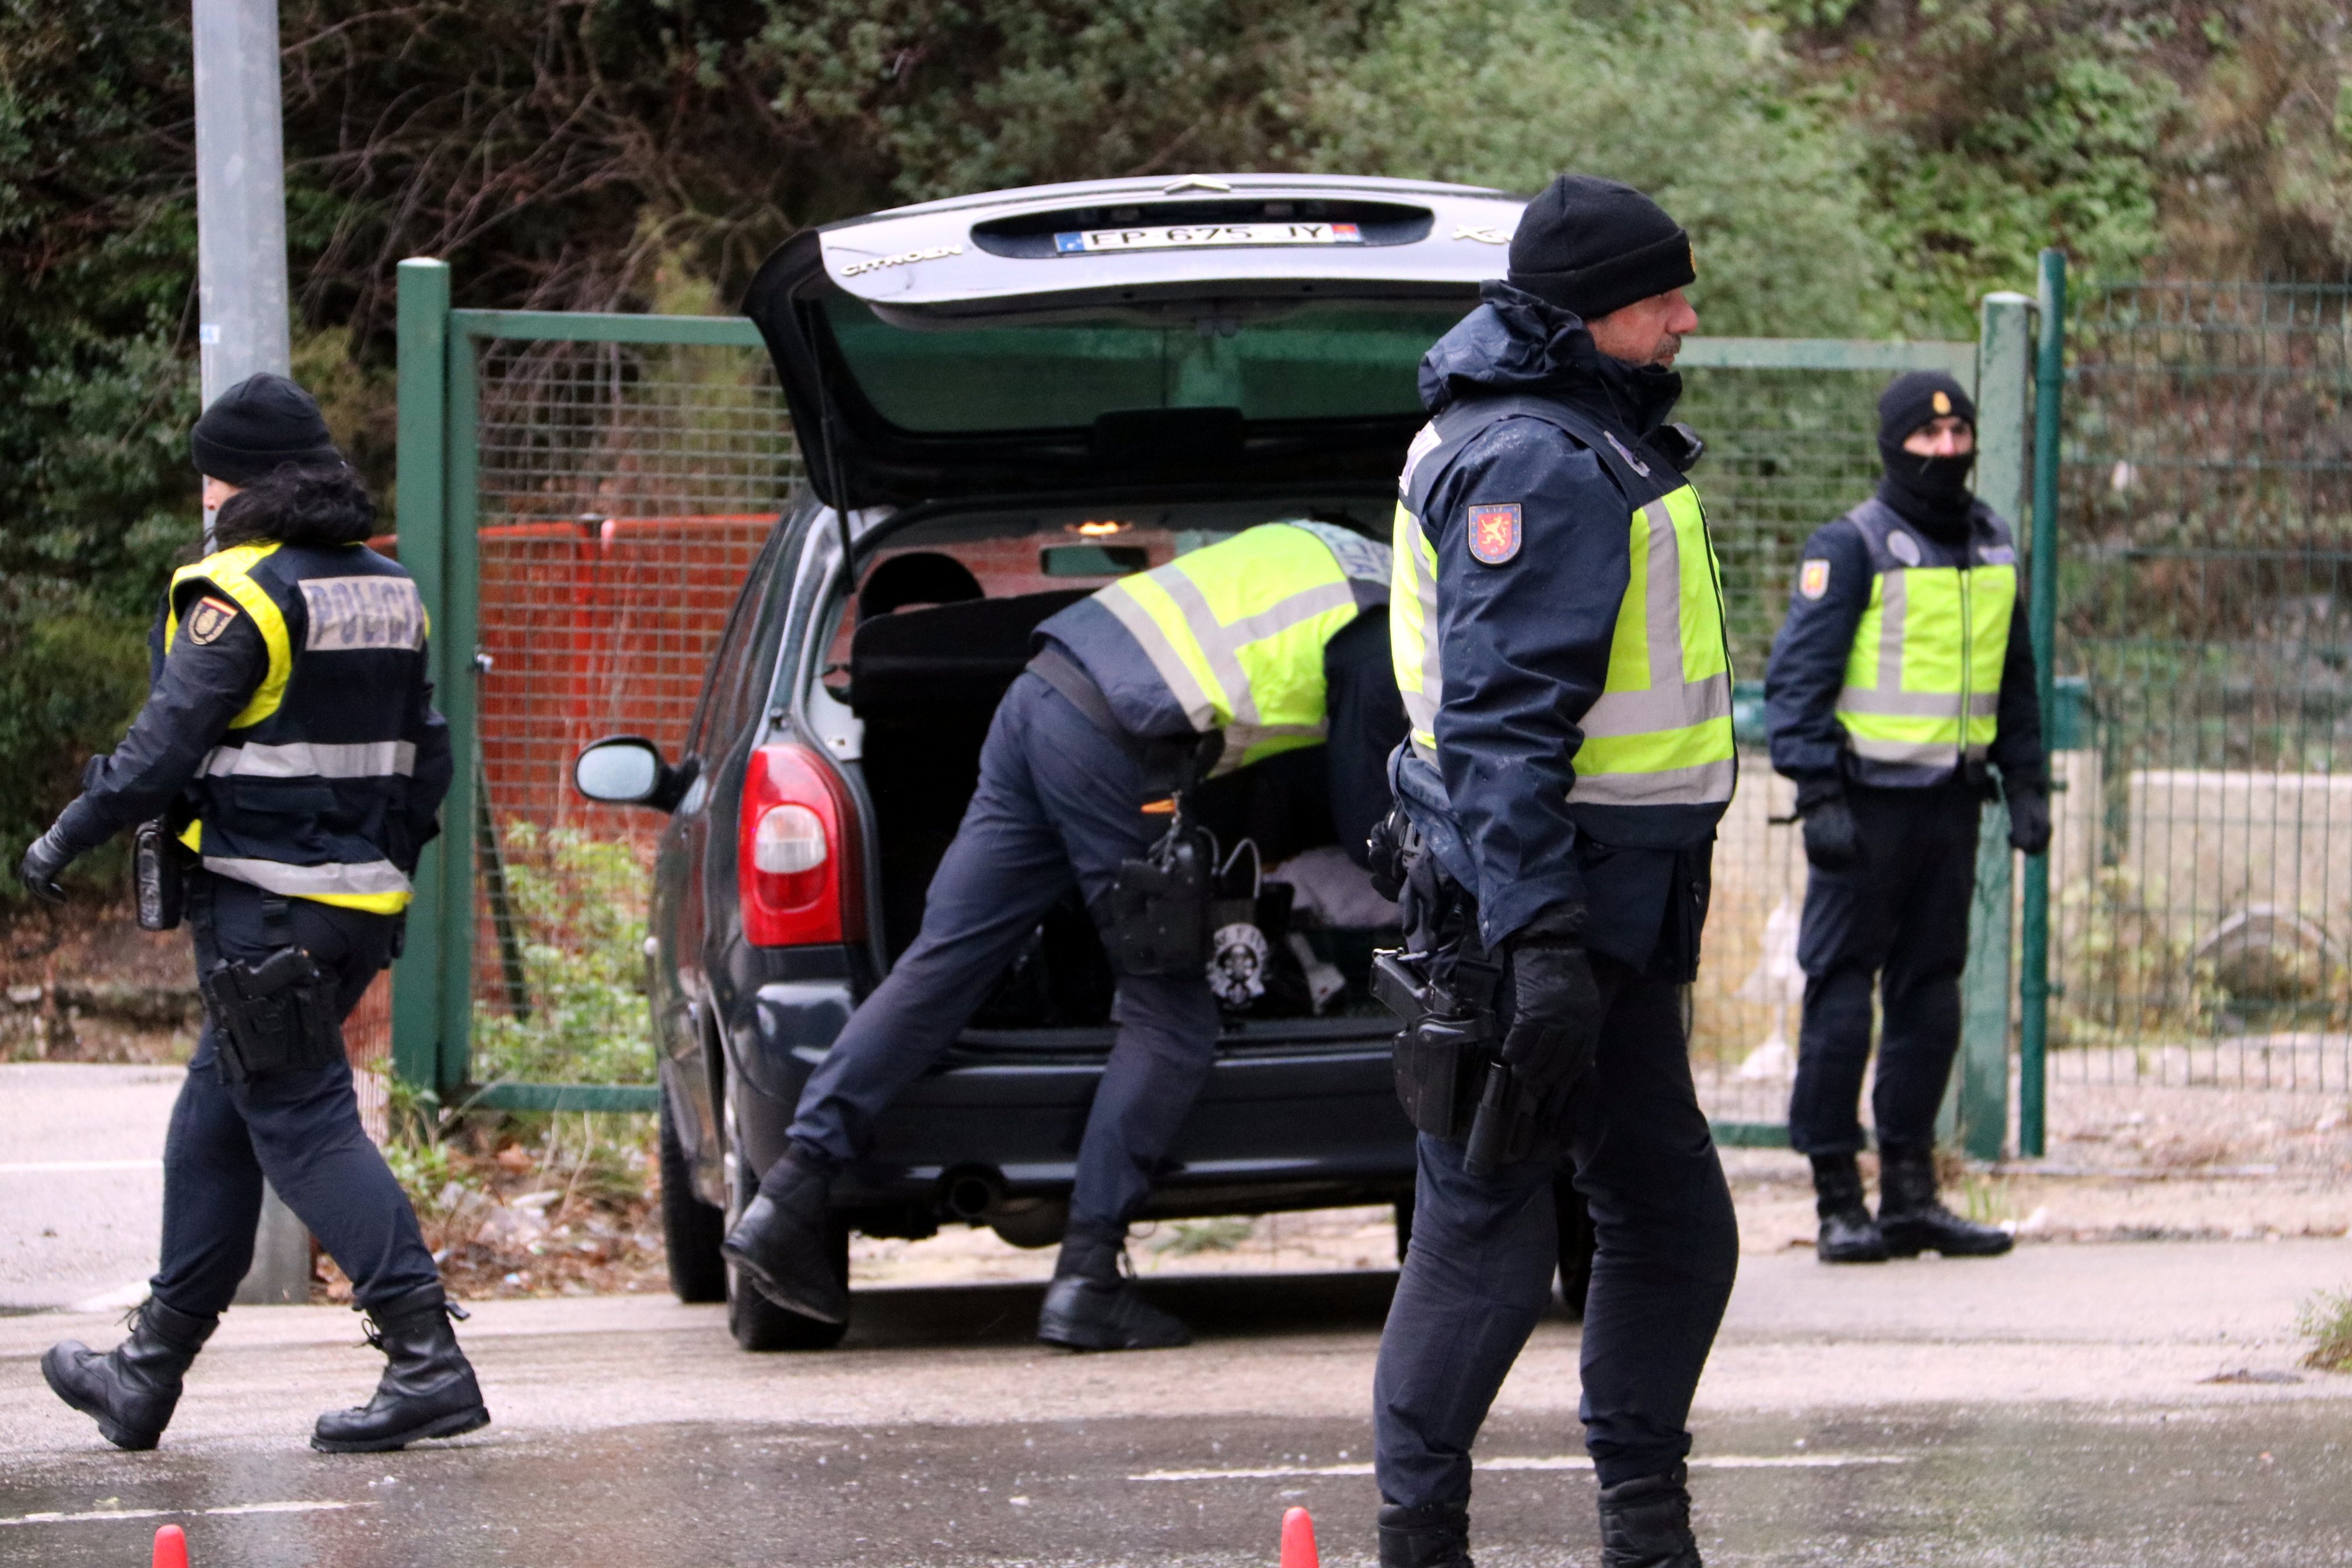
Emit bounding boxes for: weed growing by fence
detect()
[471,822,654,1088]
[2298,1288,2352,1373]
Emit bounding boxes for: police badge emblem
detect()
[1466,503,1522,565]
[186,596,239,645]
[1799,559,1831,600]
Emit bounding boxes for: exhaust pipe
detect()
[939,1165,1005,1223]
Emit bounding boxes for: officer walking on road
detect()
[1370,174,1739,1568]
[1763,371,2048,1263]
[724,519,1406,1352]
[18,374,488,1452]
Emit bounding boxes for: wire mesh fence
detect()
[462,336,797,1087]
[1674,367,1899,1128]
[2049,280,2352,1094]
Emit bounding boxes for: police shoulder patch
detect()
[186,596,240,646]
[1466,503,1522,565]
[1799,559,1831,600]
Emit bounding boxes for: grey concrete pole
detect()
[193,0,292,400]
[194,0,312,1307]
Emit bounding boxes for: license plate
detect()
[1054,222,1364,254]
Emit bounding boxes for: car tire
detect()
[727,1223,851,1352]
[1555,1175,1595,1322]
[659,1086,729,1304]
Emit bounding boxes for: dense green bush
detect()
[5,0,2349,899]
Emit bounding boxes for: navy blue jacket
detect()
[1401,283,1716,976]
[1765,486,2045,796]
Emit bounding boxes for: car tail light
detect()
[738,743,864,947]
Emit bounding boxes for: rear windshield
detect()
[823,296,1467,433]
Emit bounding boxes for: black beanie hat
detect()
[190,372,342,485]
[1507,174,1695,321]
[1877,370,1976,446]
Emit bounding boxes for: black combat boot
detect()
[1035,1228,1191,1351]
[721,1144,848,1323]
[1597,1464,1702,1568]
[41,1297,218,1451]
[1377,1500,1473,1567]
[1876,1145,2013,1258]
[311,1284,491,1452]
[1810,1153,1888,1264]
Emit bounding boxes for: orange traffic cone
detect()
[1280,1504,1318,1568]
[152,1524,189,1568]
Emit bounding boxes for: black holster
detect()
[134,818,188,932]
[195,892,343,1083]
[1093,822,1213,978]
[1370,830,1541,1171]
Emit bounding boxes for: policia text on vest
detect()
[19,383,487,1457]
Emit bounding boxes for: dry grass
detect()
[2300,1288,2352,1373]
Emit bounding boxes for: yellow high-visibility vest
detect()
[1392,396,1735,812]
[1832,499,2017,772]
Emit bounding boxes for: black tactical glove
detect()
[1500,908,1602,1096]
[2006,782,2052,856]
[18,825,74,904]
[1799,789,1862,873]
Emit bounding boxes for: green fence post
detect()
[391,259,450,1108]
[436,325,482,1100]
[2019,251,2066,1158]
[1953,290,2033,1160]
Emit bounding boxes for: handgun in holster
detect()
[200,944,344,1083]
[1373,947,1541,1176]
[1092,730,1224,979]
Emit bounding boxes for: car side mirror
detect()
[573,735,696,813]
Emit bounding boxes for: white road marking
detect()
[0,1159,163,1174]
[0,1501,366,1528]
[1130,1454,1907,1482]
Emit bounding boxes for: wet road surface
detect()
[4,1245,2349,1566]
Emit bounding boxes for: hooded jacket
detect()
[1392,283,1726,975]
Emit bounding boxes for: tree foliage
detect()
[2,0,2348,890]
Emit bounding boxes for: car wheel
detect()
[1555,1175,1595,1322]
[720,1061,852,1352]
[659,1084,729,1304]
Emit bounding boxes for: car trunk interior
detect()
[830,505,1402,1038]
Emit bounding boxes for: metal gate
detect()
[2047,276,2352,1103]
[386,255,2053,1157]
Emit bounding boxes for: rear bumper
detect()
[725,977,1417,1228]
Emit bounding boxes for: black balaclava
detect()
[1875,370,1977,538]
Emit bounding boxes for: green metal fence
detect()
[2046,275,2352,1100]
[388,255,2049,1157]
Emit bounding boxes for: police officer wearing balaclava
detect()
[1763,371,2049,1263]
[19,373,485,1453]
[1374,173,1739,1568]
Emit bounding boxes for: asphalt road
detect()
[0,1063,178,1312]
[4,1238,2350,1566]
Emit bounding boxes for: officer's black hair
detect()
[212,463,378,550]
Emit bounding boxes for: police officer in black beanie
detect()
[20,372,486,1454]
[1763,370,2048,1262]
[1371,172,1736,1568]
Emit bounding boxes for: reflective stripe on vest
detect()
[1095,523,1380,772]
[1834,505,2017,769]
[164,541,430,914]
[1391,398,1735,811]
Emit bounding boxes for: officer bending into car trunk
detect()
[1370,174,1738,1568]
[1763,371,2048,1264]
[18,374,486,1454]
[724,519,1406,1352]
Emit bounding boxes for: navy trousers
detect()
[785,673,1220,1240]
[1373,954,1739,1501]
[149,875,440,1317]
[1788,783,1982,1156]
